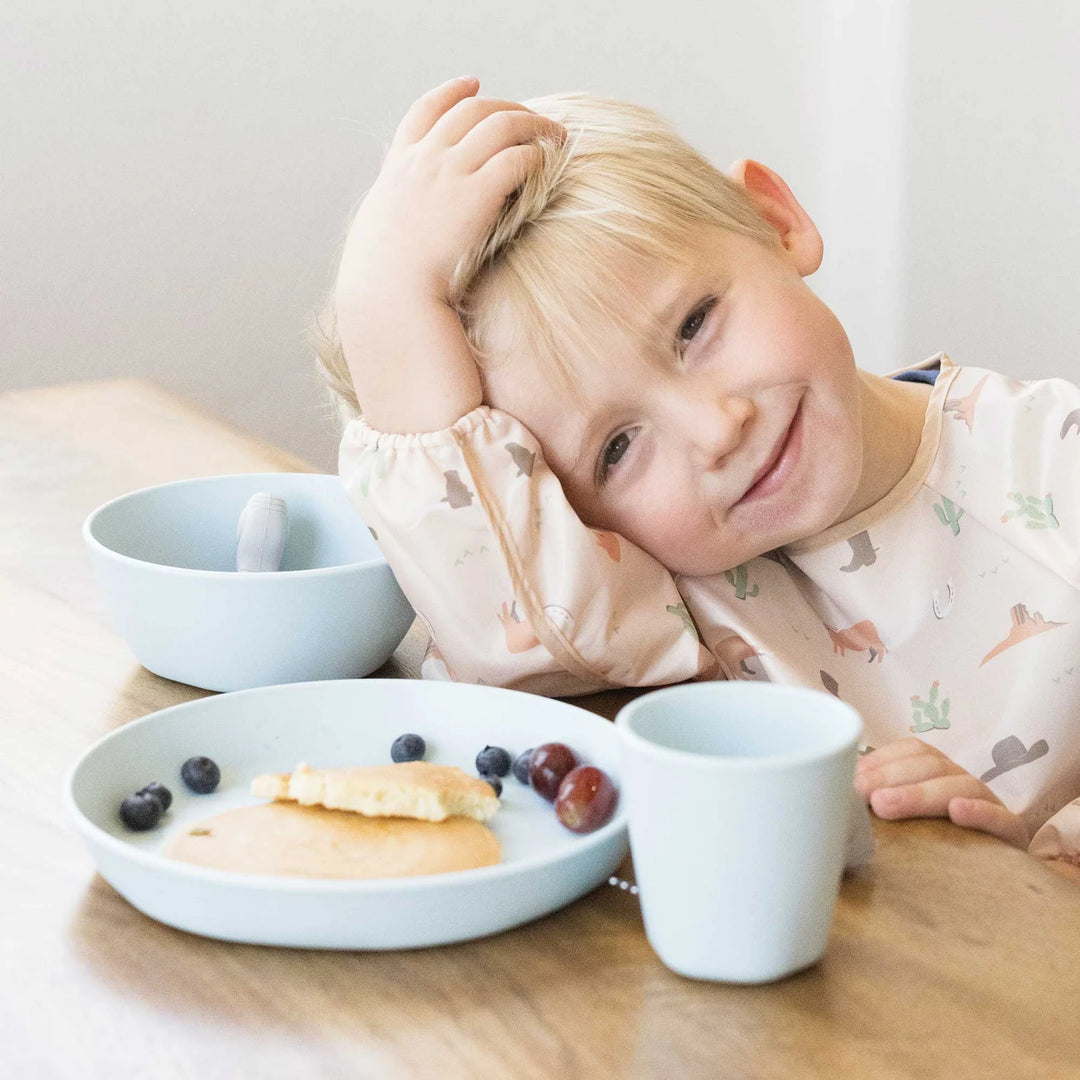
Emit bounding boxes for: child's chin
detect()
[676,531,805,577]
[670,551,767,579]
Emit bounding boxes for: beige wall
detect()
[2,2,1077,469]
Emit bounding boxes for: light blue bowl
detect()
[83,473,414,691]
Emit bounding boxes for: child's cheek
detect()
[637,498,702,564]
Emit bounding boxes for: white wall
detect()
[2,2,1077,469]
[900,1,1080,380]
[804,0,910,375]
[1,0,822,469]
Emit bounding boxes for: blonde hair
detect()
[315,92,777,425]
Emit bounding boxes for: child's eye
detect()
[679,309,707,342]
[676,297,719,350]
[596,430,634,486]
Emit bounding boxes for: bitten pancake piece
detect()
[250,762,500,822]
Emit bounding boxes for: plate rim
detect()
[65,678,627,894]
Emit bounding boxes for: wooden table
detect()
[5,380,1080,1080]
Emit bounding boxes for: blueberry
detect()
[475,745,512,777]
[137,781,172,812]
[120,792,163,831]
[181,756,220,794]
[480,773,503,797]
[391,733,426,763]
[512,748,534,785]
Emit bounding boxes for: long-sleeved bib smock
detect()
[340,354,1080,863]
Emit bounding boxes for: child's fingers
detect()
[456,111,564,174]
[425,96,548,154]
[476,143,544,200]
[393,76,480,147]
[948,797,1030,849]
[854,752,956,797]
[1044,859,1080,883]
[427,95,533,147]
[856,736,934,772]
[868,772,995,820]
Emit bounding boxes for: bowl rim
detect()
[82,471,390,579]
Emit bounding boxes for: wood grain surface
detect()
[4,380,1080,1080]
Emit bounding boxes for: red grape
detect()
[529,742,577,802]
[554,766,617,834]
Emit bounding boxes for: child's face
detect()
[482,224,865,576]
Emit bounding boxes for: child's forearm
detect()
[339,406,711,695]
[336,290,482,434]
[332,77,563,435]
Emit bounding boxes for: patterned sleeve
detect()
[948,369,1080,864]
[1035,374,1080,587]
[339,405,715,696]
[948,366,1080,588]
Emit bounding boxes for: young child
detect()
[319,76,1080,875]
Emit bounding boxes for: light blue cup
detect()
[83,473,414,692]
[616,683,862,983]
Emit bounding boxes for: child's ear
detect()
[726,159,823,276]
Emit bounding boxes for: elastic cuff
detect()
[341,404,495,450]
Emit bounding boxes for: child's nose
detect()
[673,393,755,465]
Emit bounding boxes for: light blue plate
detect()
[65,679,627,949]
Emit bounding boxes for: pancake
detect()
[166,801,501,879]
[250,761,500,823]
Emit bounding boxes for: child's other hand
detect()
[855,737,1030,849]
[336,76,564,305]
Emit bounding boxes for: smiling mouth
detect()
[736,399,805,506]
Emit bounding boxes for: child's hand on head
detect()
[332,76,564,433]
[336,76,565,305]
[855,737,1030,849]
